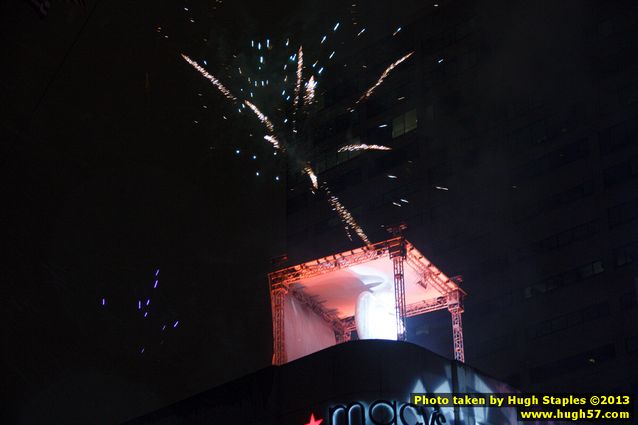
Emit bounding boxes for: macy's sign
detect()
[304,400,447,425]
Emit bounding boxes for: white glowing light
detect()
[352,266,398,340]
[321,35,327,43]
[393,27,402,36]
[333,22,340,31]
[387,174,398,179]
[329,51,335,59]
[357,28,366,36]
[435,186,449,190]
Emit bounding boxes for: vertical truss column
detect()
[390,239,407,341]
[447,289,465,363]
[270,285,288,365]
[335,330,351,343]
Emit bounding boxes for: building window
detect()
[613,241,638,267]
[529,302,610,339]
[603,157,638,188]
[620,289,637,310]
[511,139,590,182]
[626,336,638,353]
[529,344,616,383]
[532,220,598,253]
[392,109,418,138]
[598,122,629,155]
[608,197,638,228]
[524,260,604,299]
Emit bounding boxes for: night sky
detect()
[1,0,306,423]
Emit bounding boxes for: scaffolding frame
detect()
[268,237,467,365]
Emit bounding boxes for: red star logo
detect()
[305,413,323,425]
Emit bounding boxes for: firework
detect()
[293,46,304,109]
[303,165,319,190]
[304,75,317,105]
[352,51,414,108]
[337,144,391,152]
[264,135,281,150]
[244,100,276,134]
[325,189,371,246]
[181,22,411,247]
[181,54,237,101]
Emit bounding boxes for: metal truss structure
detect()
[268,237,467,365]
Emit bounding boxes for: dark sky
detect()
[0,0,304,423]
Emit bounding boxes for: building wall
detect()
[284,0,638,392]
[122,340,519,425]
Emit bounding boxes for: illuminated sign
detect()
[311,400,446,425]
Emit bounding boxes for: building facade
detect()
[284,0,638,393]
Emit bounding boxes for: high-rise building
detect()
[284,0,638,393]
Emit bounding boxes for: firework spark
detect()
[293,46,304,109]
[304,75,317,105]
[326,189,371,246]
[181,54,237,101]
[303,165,319,190]
[352,51,414,108]
[337,144,391,152]
[181,24,411,247]
[244,100,276,134]
[264,135,281,150]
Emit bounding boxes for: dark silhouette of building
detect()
[121,340,519,425]
[284,0,638,393]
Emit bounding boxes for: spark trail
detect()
[352,51,414,108]
[181,54,237,101]
[338,144,391,152]
[181,26,412,246]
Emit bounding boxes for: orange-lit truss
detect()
[268,237,467,365]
